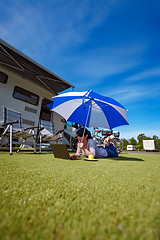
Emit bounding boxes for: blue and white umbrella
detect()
[49,90,129,129]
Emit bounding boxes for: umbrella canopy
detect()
[49,90,129,129]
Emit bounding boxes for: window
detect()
[66,121,80,129]
[0,71,8,84]
[13,86,39,106]
[40,98,53,121]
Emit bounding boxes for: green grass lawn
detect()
[0,152,160,240]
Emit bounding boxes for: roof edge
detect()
[0,38,75,89]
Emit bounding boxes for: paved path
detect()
[123,151,160,155]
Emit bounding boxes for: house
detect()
[0,38,75,140]
[127,145,136,151]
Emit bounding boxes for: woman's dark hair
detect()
[76,128,92,139]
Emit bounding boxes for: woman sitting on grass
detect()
[69,128,118,159]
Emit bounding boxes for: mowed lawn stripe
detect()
[0,152,160,240]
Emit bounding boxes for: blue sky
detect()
[0,0,160,140]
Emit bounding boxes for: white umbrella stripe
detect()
[55,91,88,98]
[89,102,110,128]
[50,90,129,129]
[53,99,82,120]
[93,98,128,123]
[106,103,129,123]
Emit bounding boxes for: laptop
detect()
[50,144,79,160]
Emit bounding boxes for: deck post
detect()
[10,125,13,155]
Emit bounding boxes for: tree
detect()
[153,135,159,141]
[121,138,129,151]
[121,138,129,145]
[129,137,137,145]
[153,135,160,151]
[137,133,145,143]
[137,133,147,151]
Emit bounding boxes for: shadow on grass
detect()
[114,156,144,161]
[2,152,144,161]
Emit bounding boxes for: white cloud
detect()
[0,0,145,82]
[0,0,117,56]
[125,67,160,82]
[68,43,145,89]
[105,81,160,104]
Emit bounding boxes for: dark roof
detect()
[0,38,75,94]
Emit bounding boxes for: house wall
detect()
[0,66,62,130]
[52,112,64,133]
